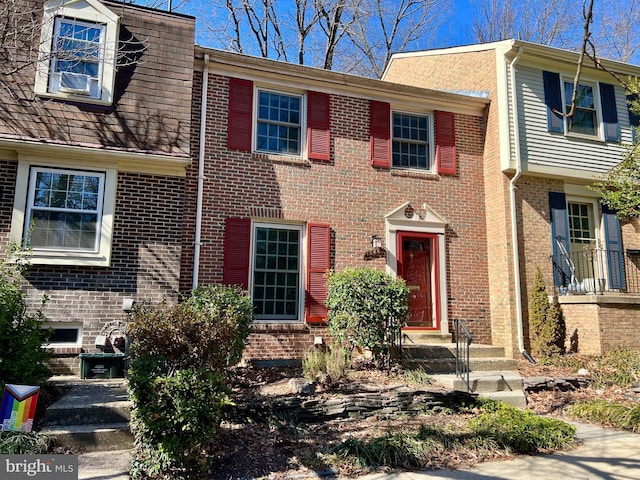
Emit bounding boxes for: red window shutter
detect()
[435,110,457,175]
[370,100,391,168]
[223,217,251,289]
[227,78,253,151]
[306,223,330,324]
[307,91,330,161]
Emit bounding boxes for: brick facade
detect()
[5,172,185,365]
[184,58,491,362]
[385,49,521,355]
[385,45,640,358]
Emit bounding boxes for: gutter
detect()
[192,53,209,290]
[508,46,536,363]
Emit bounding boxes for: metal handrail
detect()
[454,319,473,393]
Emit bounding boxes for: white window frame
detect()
[249,222,305,322]
[41,323,83,348]
[391,110,434,171]
[25,166,105,254]
[254,87,306,156]
[561,76,603,140]
[34,0,119,105]
[10,159,116,266]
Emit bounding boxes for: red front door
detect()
[397,233,439,329]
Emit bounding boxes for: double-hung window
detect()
[35,0,119,105]
[563,81,598,136]
[251,224,302,320]
[392,112,431,170]
[25,167,105,253]
[49,18,105,98]
[256,90,302,155]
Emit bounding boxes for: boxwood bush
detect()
[326,268,409,367]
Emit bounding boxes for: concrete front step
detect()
[43,377,132,453]
[402,356,518,373]
[402,343,510,359]
[477,390,527,408]
[431,371,526,408]
[431,371,523,393]
[40,423,133,453]
[402,333,452,344]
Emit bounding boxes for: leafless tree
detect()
[470,0,582,49]
[205,0,452,76]
[592,0,640,63]
[345,0,449,77]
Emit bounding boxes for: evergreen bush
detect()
[127,284,253,479]
[537,296,566,358]
[528,267,548,355]
[0,246,51,387]
[528,267,566,360]
[326,268,409,367]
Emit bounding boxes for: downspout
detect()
[193,53,209,290]
[508,46,536,363]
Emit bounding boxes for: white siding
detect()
[514,65,631,175]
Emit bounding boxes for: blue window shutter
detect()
[600,83,620,142]
[602,204,626,290]
[627,94,640,144]
[543,71,564,133]
[549,192,571,286]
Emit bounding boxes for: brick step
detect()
[40,423,133,453]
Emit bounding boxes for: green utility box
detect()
[79,353,125,379]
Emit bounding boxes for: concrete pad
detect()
[78,449,131,480]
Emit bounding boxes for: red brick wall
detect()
[184,71,491,360]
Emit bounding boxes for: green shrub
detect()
[547,350,640,388]
[129,365,231,479]
[0,431,50,454]
[528,267,549,349]
[528,268,566,360]
[127,284,253,479]
[468,401,576,453]
[127,285,253,373]
[302,345,350,386]
[326,268,409,367]
[332,430,426,469]
[0,246,51,387]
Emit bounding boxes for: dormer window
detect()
[50,18,105,98]
[35,0,119,105]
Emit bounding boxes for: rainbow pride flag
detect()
[1,384,40,432]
